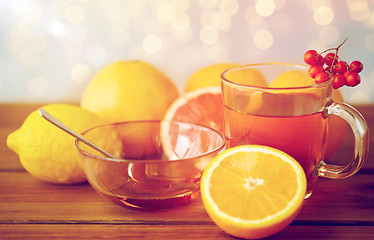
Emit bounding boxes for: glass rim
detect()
[221,62,333,91]
[75,120,226,163]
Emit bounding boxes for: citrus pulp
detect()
[164,87,224,134]
[201,145,306,239]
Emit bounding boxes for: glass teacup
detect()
[221,63,369,198]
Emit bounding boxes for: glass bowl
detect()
[75,120,226,209]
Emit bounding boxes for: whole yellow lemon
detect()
[269,70,344,100]
[185,63,241,92]
[80,60,180,123]
[6,104,103,184]
[185,63,268,93]
[270,70,316,88]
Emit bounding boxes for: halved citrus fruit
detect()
[164,86,224,134]
[201,145,306,239]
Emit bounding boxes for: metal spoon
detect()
[38,108,118,159]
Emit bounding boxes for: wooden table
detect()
[1,103,373,239]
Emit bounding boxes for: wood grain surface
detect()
[1,103,373,239]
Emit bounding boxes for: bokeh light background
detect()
[1,0,374,104]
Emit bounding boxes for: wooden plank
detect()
[1,104,374,170]
[298,175,374,222]
[0,103,56,170]
[323,104,373,169]
[0,127,24,170]
[1,112,374,171]
[0,171,211,223]
[356,105,374,120]
[0,103,78,125]
[1,171,374,223]
[0,103,44,125]
[1,104,374,240]
[0,224,373,240]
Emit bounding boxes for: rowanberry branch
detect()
[303,38,363,89]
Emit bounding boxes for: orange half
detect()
[201,145,306,239]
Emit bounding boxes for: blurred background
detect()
[0,0,374,104]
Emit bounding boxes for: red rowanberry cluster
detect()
[303,39,363,89]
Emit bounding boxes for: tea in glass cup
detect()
[221,63,369,197]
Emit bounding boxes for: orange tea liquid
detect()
[224,105,327,195]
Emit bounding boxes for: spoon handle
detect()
[38,108,118,159]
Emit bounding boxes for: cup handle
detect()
[316,101,369,179]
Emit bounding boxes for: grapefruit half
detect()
[162,87,226,159]
[164,87,224,134]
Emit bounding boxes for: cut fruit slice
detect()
[201,145,306,239]
[164,86,224,134]
[162,87,225,159]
